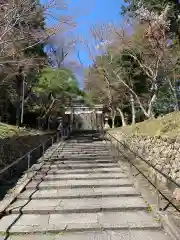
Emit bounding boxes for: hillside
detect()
[0,122,54,139]
[0,122,54,170]
[0,123,27,139]
[109,112,180,138]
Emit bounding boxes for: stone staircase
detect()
[0,132,172,239]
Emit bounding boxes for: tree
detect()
[34,67,82,118]
[107,19,180,118]
[85,54,129,127]
[0,0,74,63]
[112,49,150,123]
[121,0,180,112]
[87,24,153,122]
[86,19,180,125]
[47,33,78,68]
[0,0,75,126]
[121,0,180,41]
[111,28,161,118]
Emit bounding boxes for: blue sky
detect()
[69,0,121,66]
[68,0,124,67]
[44,0,124,87]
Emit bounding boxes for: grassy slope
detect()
[0,123,54,170]
[0,123,27,139]
[0,122,53,139]
[109,112,180,138]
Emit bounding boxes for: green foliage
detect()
[113,50,149,95]
[34,67,79,99]
[153,84,176,114]
[24,44,46,58]
[32,67,84,117]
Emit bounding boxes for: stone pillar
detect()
[96,112,101,130]
[104,117,110,129]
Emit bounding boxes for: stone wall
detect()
[0,133,54,169]
[108,131,180,185]
[0,132,56,199]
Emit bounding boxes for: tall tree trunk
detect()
[130,94,136,124]
[174,98,179,111]
[42,99,55,118]
[167,75,179,111]
[147,92,157,118]
[171,88,179,112]
[115,72,160,120]
[20,78,25,125]
[37,117,41,129]
[171,84,179,111]
[117,107,127,126]
[48,117,50,130]
[112,115,115,128]
[16,94,20,127]
[116,73,151,119]
[109,107,115,128]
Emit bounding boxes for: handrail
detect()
[0,126,71,176]
[105,131,180,212]
[0,136,52,175]
[106,132,180,189]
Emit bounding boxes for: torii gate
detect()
[65,104,103,131]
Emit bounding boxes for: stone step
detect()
[33,176,126,181]
[59,153,112,155]
[0,211,161,234]
[1,230,171,240]
[63,144,107,146]
[60,152,111,155]
[65,143,107,145]
[43,162,118,167]
[61,151,110,152]
[62,149,109,152]
[0,137,171,240]
[44,158,117,164]
[48,156,114,161]
[33,172,127,181]
[61,151,109,153]
[58,150,110,152]
[40,163,119,170]
[51,150,110,153]
[67,144,106,146]
[39,168,124,175]
[18,186,139,199]
[60,149,110,152]
[61,153,111,155]
[6,197,147,214]
[26,179,132,190]
[55,156,113,160]
[49,152,112,155]
[45,159,117,164]
[64,142,106,144]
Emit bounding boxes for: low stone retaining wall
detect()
[0,132,59,200]
[107,131,180,186]
[0,133,54,170]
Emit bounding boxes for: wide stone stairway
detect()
[0,132,172,239]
